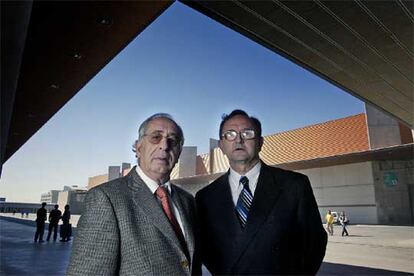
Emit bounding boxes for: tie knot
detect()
[155,186,168,199]
[240,176,249,187]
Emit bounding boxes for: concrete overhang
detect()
[2,0,413,172]
[182,0,413,127]
[1,0,173,170]
[276,143,414,171]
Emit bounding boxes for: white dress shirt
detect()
[136,166,186,238]
[228,161,262,206]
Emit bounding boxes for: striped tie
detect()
[235,176,253,228]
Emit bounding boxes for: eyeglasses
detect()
[221,129,256,141]
[144,132,182,147]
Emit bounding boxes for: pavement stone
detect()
[1,217,72,276]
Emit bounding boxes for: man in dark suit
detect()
[46,204,61,242]
[68,113,200,275]
[196,109,327,275]
[34,202,47,242]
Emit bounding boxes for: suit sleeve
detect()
[297,175,327,275]
[67,187,120,275]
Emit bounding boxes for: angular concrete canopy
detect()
[182,0,413,127]
[1,0,413,173]
[1,1,173,171]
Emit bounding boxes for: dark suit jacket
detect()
[196,163,327,275]
[68,167,201,276]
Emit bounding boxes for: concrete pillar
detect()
[178,146,197,177]
[365,104,402,149]
[372,160,414,225]
[108,166,120,181]
[209,139,219,174]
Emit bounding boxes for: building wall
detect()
[40,190,60,204]
[88,173,108,190]
[108,166,120,181]
[179,146,197,177]
[299,161,378,224]
[57,191,69,211]
[372,159,414,225]
[0,202,53,214]
[366,104,402,149]
[57,190,86,215]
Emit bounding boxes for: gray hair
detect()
[132,113,184,153]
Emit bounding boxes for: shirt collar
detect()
[229,161,262,186]
[135,165,172,194]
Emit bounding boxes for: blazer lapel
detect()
[126,168,185,257]
[231,164,284,268]
[213,172,241,235]
[170,186,195,261]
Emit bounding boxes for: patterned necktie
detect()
[155,186,189,260]
[235,176,253,228]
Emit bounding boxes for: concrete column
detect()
[372,160,414,225]
[365,104,402,149]
[178,146,197,178]
[108,166,120,181]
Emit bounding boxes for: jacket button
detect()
[180,260,189,268]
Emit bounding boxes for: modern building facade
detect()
[88,163,131,190]
[40,190,60,204]
[57,188,87,215]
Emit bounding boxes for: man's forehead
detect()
[223,115,254,129]
[147,118,178,133]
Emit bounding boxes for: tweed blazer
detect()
[67,167,200,276]
[196,163,327,275]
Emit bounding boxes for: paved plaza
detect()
[1,215,413,275]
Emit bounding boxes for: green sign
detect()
[384,172,398,187]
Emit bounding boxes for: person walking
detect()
[34,202,47,242]
[47,204,62,242]
[339,211,349,236]
[325,210,334,236]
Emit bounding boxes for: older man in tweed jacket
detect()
[68,113,200,275]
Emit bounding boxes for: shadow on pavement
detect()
[319,262,412,275]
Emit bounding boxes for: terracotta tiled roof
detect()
[260,113,370,165]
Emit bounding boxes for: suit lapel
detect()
[170,185,195,261]
[231,164,284,268]
[126,168,185,257]
[213,172,241,234]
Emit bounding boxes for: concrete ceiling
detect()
[1,0,413,172]
[1,1,173,171]
[183,0,413,126]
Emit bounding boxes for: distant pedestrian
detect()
[60,205,71,242]
[47,204,62,242]
[339,211,349,236]
[21,210,24,218]
[34,202,47,242]
[25,211,29,218]
[325,210,334,236]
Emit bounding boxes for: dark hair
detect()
[219,109,262,139]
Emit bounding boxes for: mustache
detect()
[233,143,245,150]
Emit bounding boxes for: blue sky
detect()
[0,2,364,202]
